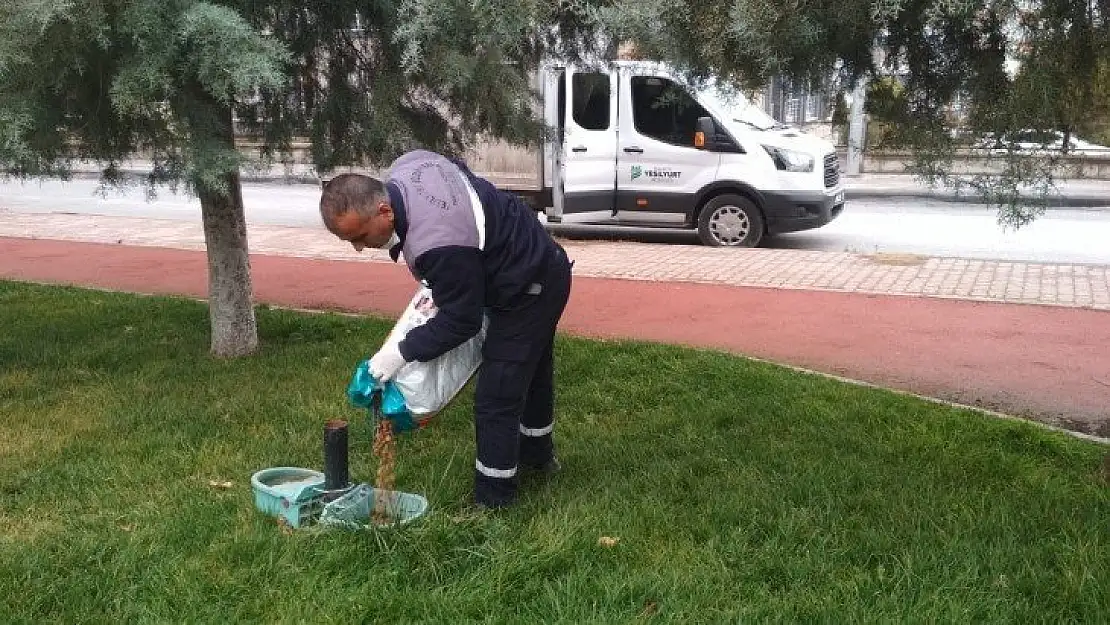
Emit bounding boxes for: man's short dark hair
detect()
[319,173,388,234]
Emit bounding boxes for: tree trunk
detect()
[198,169,258,357]
[193,103,259,358]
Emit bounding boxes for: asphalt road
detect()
[2,178,1109,265]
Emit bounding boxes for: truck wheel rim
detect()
[709,206,750,245]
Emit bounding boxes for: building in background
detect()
[758,75,841,144]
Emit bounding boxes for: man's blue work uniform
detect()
[384,150,573,507]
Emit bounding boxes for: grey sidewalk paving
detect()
[61,160,1110,207]
[2,211,1108,311]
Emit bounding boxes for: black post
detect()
[323,419,350,496]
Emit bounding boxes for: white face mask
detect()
[379,231,400,250]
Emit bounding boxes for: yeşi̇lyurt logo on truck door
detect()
[630,165,681,181]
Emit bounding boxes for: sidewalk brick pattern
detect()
[558,243,1110,310]
[2,212,1108,311]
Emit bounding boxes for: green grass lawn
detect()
[1,280,1107,623]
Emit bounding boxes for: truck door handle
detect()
[571,146,587,153]
[624,146,643,154]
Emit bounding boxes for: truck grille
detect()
[823,153,840,188]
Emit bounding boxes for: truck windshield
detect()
[695,81,783,131]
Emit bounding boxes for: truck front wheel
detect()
[696,194,764,247]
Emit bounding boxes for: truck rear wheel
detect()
[696,194,764,247]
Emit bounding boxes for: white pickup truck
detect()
[478,60,845,247]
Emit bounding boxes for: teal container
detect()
[250,467,327,528]
[319,484,429,530]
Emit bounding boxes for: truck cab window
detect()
[631,76,710,147]
[572,73,610,131]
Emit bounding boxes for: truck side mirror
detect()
[694,116,717,150]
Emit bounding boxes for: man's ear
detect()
[378,201,394,224]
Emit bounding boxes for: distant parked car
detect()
[971,129,1110,155]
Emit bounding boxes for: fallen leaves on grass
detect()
[207,480,235,490]
[639,600,659,618]
[598,536,620,548]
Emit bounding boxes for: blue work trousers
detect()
[473,244,573,507]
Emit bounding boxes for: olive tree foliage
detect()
[590,0,1110,227]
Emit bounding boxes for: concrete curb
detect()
[259,299,1110,446]
[738,352,1110,446]
[7,272,1109,445]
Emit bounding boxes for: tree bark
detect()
[198,168,258,357]
[194,104,259,358]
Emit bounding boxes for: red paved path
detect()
[2,237,1108,436]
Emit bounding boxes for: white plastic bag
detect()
[381,286,487,416]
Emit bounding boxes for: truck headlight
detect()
[762,145,814,172]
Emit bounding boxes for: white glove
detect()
[368,343,407,382]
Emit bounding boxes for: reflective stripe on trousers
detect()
[520,423,554,437]
[476,459,517,479]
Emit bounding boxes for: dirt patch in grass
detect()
[862,252,930,266]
